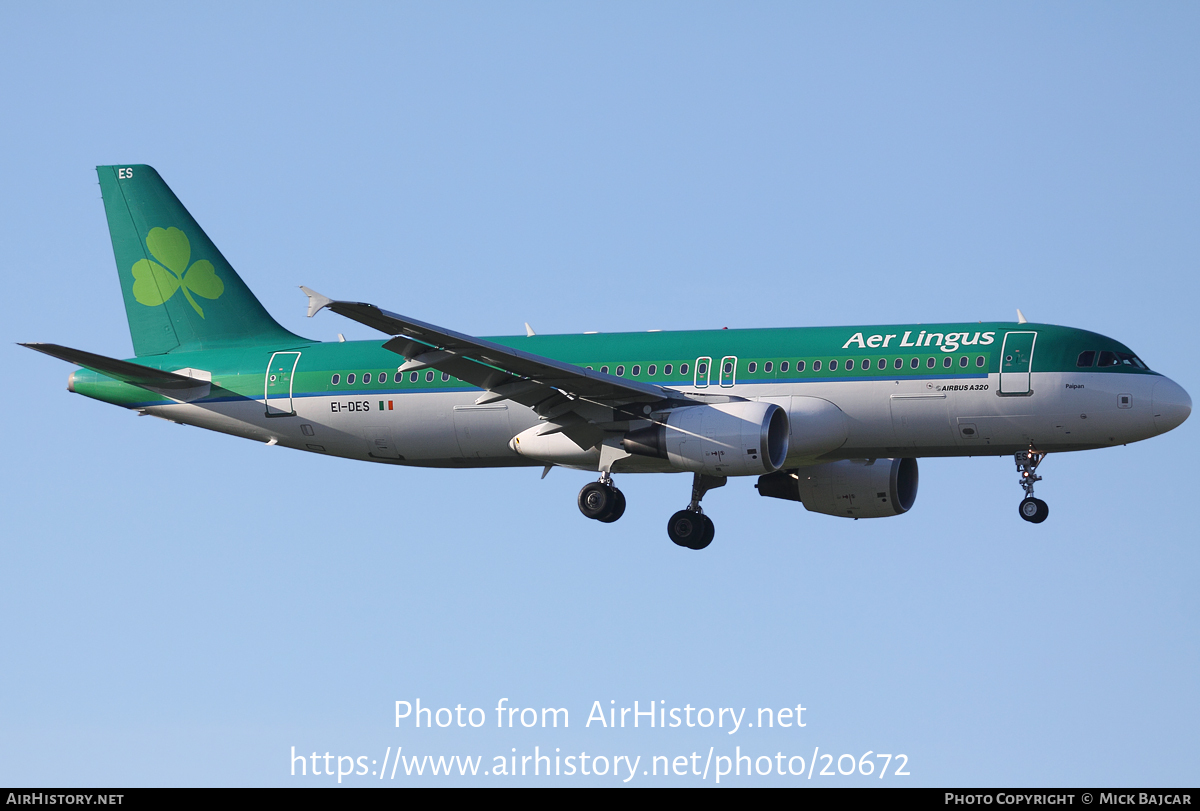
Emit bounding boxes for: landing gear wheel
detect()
[578,482,616,520]
[695,514,715,550]
[598,488,626,523]
[667,511,700,547]
[667,510,714,549]
[1018,497,1049,524]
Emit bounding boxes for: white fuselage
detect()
[135,368,1173,473]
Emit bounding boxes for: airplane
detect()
[23,165,1192,550]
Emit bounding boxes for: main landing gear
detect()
[666,473,725,550]
[577,473,626,524]
[1015,444,1050,524]
[577,471,726,550]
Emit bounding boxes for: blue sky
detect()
[2,2,1197,786]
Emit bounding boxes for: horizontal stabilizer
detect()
[21,343,212,401]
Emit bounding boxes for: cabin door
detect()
[999,332,1037,396]
[265,352,301,417]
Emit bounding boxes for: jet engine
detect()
[623,401,789,476]
[756,457,918,518]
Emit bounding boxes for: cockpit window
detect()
[1097,350,1149,370]
[1076,350,1096,367]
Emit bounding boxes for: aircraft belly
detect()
[772,372,1152,457]
[889,392,954,448]
[452,402,519,459]
[949,372,1159,449]
[390,392,460,460]
[800,382,896,452]
[136,371,1162,468]
[141,399,274,442]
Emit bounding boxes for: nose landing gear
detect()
[1015,445,1049,524]
[666,473,725,550]
[577,473,626,523]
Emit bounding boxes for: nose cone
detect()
[1152,378,1191,434]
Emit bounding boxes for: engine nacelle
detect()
[756,458,918,518]
[624,401,789,476]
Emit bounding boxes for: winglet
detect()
[300,286,333,318]
[525,322,536,337]
[1016,308,1028,324]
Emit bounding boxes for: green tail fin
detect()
[97,164,305,356]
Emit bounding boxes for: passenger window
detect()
[331,374,340,385]
[910,358,919,369]
[748,362,757,373]
[664,364,672,375]
[442,373,449,381]
[616,365,625,376]
[813,360,822,372]
[829,360,838,371]
[943,357,952,368]
[723,361,733,375]
[410,372,419,382]
[601,366,609,374]
[1097,351,1117,367]
[976,356,985,367]
[698,362,707,375]
[681,363,689,375]
[648,365,657,376]
[959,356,968,368]
[894,358,903,370]
[1077,350,1096,367]
[363,373,372,384]
[632,365,640,376]
[796,361,805,372]
[845,359,854,371]
[781,361,789,372]
[425,371,434,382]
[926,357,935,369]
[347,373,356,384]
[878,358,887,370]
[765,361,773,373]
[394,372,402,383]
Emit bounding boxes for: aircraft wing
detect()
[300,288,683,418]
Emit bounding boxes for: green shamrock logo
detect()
[131,227,224,318]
